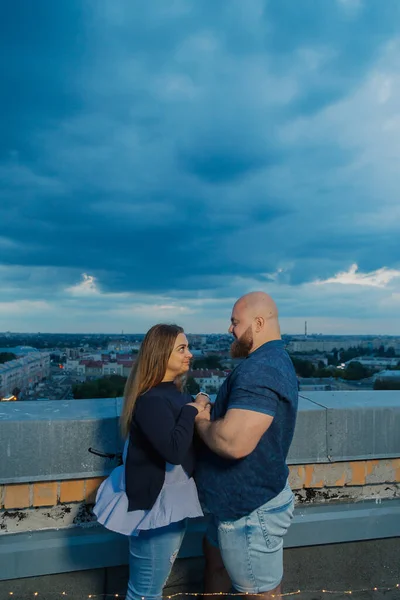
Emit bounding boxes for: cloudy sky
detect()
[1,0,400,334]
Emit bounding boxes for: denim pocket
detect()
[256,495,294,550]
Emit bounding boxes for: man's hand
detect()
[195,403,211,422]
[186,394,211,414]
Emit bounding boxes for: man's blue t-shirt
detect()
[195,339,298,521]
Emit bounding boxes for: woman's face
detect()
[165,333,193,379]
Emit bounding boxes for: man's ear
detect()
[254,316,264,332]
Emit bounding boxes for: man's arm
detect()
[196,408,274,459]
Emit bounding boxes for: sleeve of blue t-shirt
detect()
[227,364,280,417]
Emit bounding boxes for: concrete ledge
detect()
[1,499,400,581]
[1,392,400,483]
[2,538,400,600]
[0,399,123,483]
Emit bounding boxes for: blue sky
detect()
[1,0,400,334]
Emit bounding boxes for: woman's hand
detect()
[194,392,211,409]
[186,402,204,413]
[186,392,211,413]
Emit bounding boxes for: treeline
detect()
[0,352,17,364]
[192,355,224,370]
[333,345,398,363]
[291,357,374,381]
[73,374,204,398]
[291,344,400,381]
[73,375,127,399]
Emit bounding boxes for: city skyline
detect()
[1,319,400,336]
[2,1,400,334]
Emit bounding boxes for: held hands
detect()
[195,402,211,422]
[194,392,211,410]
[186,392,211,420]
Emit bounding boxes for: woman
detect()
[94,324,210,600]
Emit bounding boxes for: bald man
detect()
[195,292,298,599]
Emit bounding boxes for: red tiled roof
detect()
[83,360,103,368]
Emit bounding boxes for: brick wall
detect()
[1,458,400,510]
[0,477,106,510]
[288,458,400,489]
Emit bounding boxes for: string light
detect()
[155,588,399,598]
[2,586,400,598]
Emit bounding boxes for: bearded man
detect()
[194,291,298,599]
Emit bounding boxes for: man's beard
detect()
[230,326,254,358]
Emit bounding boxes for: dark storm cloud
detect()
[1,0,400,315]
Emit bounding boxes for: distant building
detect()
[368,338,400,352]
[287,339,363,353]
[73,356,135,380]
[107,340,139,353]
[65,348,81,360]
[346,357,399,369]
[83,361,103,379]
[188,335,207,348]
[190,369,227,393]
[0,353,51,399]
[65,359,80,372]
[287,337,400,354]
[0,346,40,356]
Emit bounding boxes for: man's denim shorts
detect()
[206,480,295,593]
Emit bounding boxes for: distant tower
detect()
[305,321,308,339]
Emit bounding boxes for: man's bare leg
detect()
[203,536,232,594]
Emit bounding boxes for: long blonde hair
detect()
[120,324,184,438]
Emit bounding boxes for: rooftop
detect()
[0,390,400,599]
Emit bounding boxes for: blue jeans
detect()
[126,520,187,600]
[206,481,294,593]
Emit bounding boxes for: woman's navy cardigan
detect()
[125,381,198,511]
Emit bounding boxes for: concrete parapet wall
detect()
[1,391,400,484]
